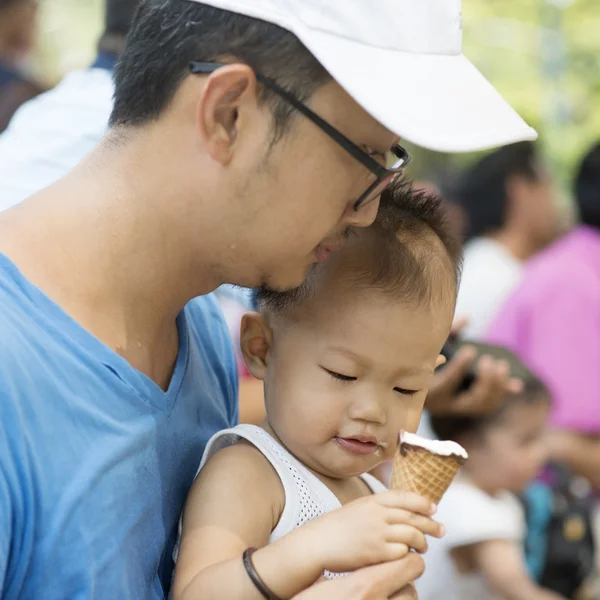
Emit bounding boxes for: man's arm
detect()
[292,556,424,600]
[469,539,566,600]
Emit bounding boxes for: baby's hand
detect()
[301,490,443,574]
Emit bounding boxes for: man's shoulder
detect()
[185,293,231,348]
[184,293,238,422]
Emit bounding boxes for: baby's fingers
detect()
[387,508,444,538]
[387,524,428,554]
[376,490,436,516]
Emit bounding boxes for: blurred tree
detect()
[33,0,102,85]
[408,0,600,202]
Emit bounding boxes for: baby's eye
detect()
[323,368,357,382]
[394,387,419,396]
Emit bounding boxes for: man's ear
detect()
[196,63,257,166]
[240,312,273,381]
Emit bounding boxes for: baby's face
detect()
[260,287,452,480]
[467,401,549,494]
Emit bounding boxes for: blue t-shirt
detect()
[0,254,238,599]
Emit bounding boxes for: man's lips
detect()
[335,435,381,456]
[315,239,346,263]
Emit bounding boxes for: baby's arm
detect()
[468,539,567,600]
[173,441,442,599]
[172,442,324,600]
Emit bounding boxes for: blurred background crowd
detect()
[1,0,599,598]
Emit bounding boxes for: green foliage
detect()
[409,0,600,195]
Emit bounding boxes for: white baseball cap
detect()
[186,0,537,153]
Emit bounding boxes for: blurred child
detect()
[418,372,566,600]
[171,185,462,600]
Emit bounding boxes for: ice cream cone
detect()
[390,432,467,504]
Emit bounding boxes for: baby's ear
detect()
[435,354,447,369]
[240,312,272,380]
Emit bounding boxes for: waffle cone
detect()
[390,443,464,504]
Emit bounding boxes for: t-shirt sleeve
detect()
[438,484,524,549]
[207,295,240,427]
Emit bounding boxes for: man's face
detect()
[519,165,560,248]
[210,79,398,291]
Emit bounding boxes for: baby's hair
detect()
[430,372,550,444]
[256,179,463,314]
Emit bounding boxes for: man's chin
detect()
[260,263,318,294]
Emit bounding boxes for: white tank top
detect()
[174,424,387,579]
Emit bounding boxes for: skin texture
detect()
[451,401,565,599]
[173,228,456,599]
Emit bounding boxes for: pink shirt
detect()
[487,226,600,433]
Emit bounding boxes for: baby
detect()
[418,366,564,600]
[172,184,462,600]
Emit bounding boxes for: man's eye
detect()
[394,387,419,396]
[323,368,357,382]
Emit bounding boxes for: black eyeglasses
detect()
[189,61,411,211]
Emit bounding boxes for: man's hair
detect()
[430,370,550,444]
[256,180,463,314]
[575,142,600,230]
[454,141,541,240]
[110,0,330,138]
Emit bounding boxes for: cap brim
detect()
[300,28,537,153]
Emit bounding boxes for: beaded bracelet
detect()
[242,547,283,600]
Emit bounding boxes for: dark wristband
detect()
[242,547,283,600]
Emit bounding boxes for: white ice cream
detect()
[400,431,468,460]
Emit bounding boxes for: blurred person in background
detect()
[0,0,44,132]
[488,143,600,492]
[418,371,565,600]
[454,142,560,340]
[0,0,139,210]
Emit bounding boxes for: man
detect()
[488,143,600,491]
[453,142,559,339]
[0,1,535,598]
[0,0,138,210]
[0,0,44,132]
